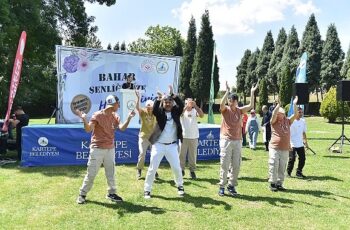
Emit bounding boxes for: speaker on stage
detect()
[293,83,309,104]
[336,80,350,101]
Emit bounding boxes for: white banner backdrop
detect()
[56,46,181,123]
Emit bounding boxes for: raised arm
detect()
[119,111,136,131]
[193,101,204,118]
[135,90,141,114]
[241,80,259,113]
[270,99,281,125]
[220,81,230,112]
[76,110,94,133]
[288,96,298,124]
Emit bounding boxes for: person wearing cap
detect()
[245,109,261,150]
[287,107,308,178]
[75,95,135,204]
[122,73,135,89]
[261,105,272,151]
[268,97,298,192]
[179,98,204,179]
[144,85,184,199]
[135,90,157,180]
[8,106,29,160]
[218,81,258,196]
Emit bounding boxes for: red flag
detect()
[1,31,27,132]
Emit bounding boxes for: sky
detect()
[85,0,350,90]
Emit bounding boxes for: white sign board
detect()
[56,46,181,124]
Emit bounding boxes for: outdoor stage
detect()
[21,123,220,167]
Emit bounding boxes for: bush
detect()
[320,87,350,123]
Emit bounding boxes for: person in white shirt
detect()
[179,98,204,179]
[245,109,261,150]
[287,107,308,178]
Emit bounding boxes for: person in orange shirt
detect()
[218,81,258,196]
[268,97,298,191]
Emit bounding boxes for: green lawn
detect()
[1,116,350,229]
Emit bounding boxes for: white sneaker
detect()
[144,191,151,199]
[178,186,185,196]
[76,195,86,204]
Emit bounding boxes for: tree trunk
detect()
[316,88,319,102]
[320,87,323,100]
[244,95,246,104]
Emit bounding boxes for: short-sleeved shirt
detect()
[269,116,291,151]
[290,118,307,148]
[220,106,242,140]
[89,110,120,149]
[181,108,199,139]
[139,108,156,139]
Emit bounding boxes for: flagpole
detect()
[208,42,216,124]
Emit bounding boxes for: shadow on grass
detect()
[284,188,350,200]
[323,155,350,159]
[240,176,268,183]
[153,194,231,210]
[236,194,315,208]
[87,200,166,216]
[305,175,343,182]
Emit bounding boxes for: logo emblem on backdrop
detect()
[156,61,169,74]
[70,94,92,115]
[127,100,136,111]
[38,137,49,146]
[206,131,214,140]
[141,59,155,73]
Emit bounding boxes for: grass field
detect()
[1,116,350,229]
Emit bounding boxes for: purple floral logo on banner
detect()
[63,55,80,73]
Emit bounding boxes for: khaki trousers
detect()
[79,148,116,196]
[219,139,242,187]
[268,148,288,185]
[137,137,152,170]
[179,138,198,172]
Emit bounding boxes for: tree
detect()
[128,25,184,55]
[279,25,300,86]
[213,55,220,98]
[320,87,350,123]
[121,41,126,51]
[236,49,251,102]
[320,24,344,91]
[173,38,183,56]
[267,28,287,95]
[190,10,214,107]
[341,44,350,79]
[300,14,322,101]
[107,43,112,50]
[279,66,293,106]
[245,48,260,104]
[113,42,120,51]
[257,31,275,81]
[179,16,197,98]
[86,32,103,49]
[257,78,268,113]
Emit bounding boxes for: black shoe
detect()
[155,172,159,179]
[76,195,86,204]
[218,187,225,196]
[286,172,292,178]
[106,193,123,202]
[276,184,287,191]
[270,183,278,192]
[227,185,238,196]
[296,172,306,178]
[144,191,151,199]
[137,169,142,180]
[182,170,185,176]
[190,171,196,179]
[178,186,185,196]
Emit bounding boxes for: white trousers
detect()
[79,148,116,196]
[268,148,289,185]
[144,142,183,192]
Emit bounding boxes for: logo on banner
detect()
[141,59,155,73]
[38,137,48,146]
[127,100,136,111]
[156,61,169,74]
[71,94,92,115]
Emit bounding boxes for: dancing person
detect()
[135,90,157,180]
[8,106,29,160]
[287,107,308,178]
[76,95,135,204]
[261,105,272,151]
[245,109,260,150]
[179,98,204,179]
[268,97,298,192]
[218,81,258,196]
[144,85,184,199]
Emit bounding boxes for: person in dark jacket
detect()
[144,85,185,199]
[261,105,272,151]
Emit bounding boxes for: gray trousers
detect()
[219,139,242,187]
[79,148,116,196]
[268,148,289,185]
